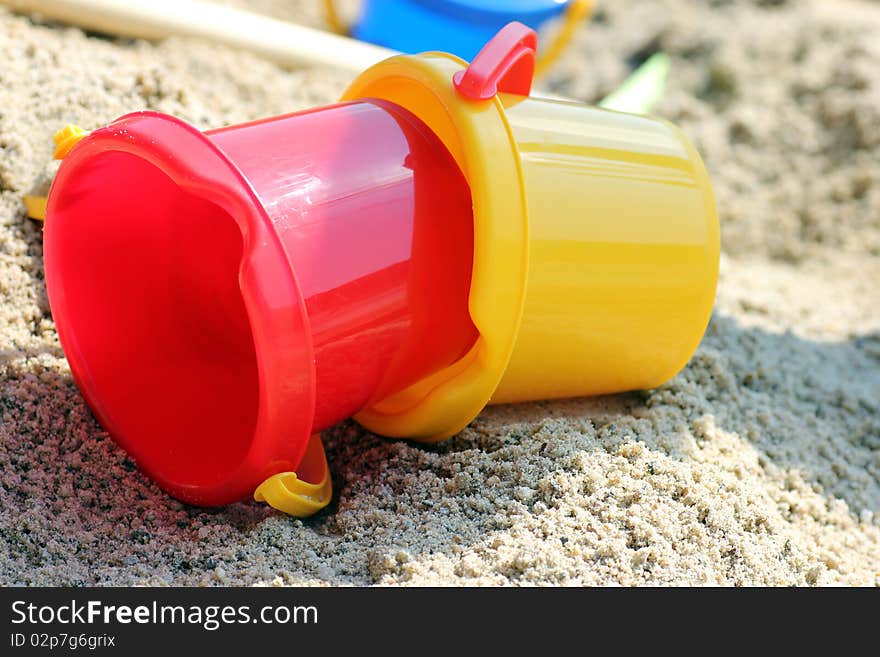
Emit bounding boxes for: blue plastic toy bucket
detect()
[351,0,573,62]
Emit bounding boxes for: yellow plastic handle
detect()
[322,0,594,77]
[23,124,89,221]
[23,195,48,221]
[535,0,594,77]
[323,0,346,35]
[253,434,333,517]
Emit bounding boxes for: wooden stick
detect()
[1,0,397,73]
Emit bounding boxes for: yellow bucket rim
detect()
[343,52,530,442]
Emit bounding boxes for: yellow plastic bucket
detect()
[347,23,720,441]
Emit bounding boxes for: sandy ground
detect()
[0,0,878,586]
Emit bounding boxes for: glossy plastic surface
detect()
[491,95,719,403]
[344,51,530,442]
[343,26,719,441]
[43,101,476,506]
[453,21,537,100]
[353,0,568,62]
[207,101,477,430]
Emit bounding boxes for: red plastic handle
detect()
[453,22,538,101]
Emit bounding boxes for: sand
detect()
[0,0,878,586]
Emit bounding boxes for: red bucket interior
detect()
[47,150,259,491]
[46,103,479,505]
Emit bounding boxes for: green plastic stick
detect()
[599,52,670,114]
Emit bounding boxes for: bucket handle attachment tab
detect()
[53,124,89,160]
[253,434,333,517]
[453,22,537,100]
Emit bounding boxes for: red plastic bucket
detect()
[43,100,477,506]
